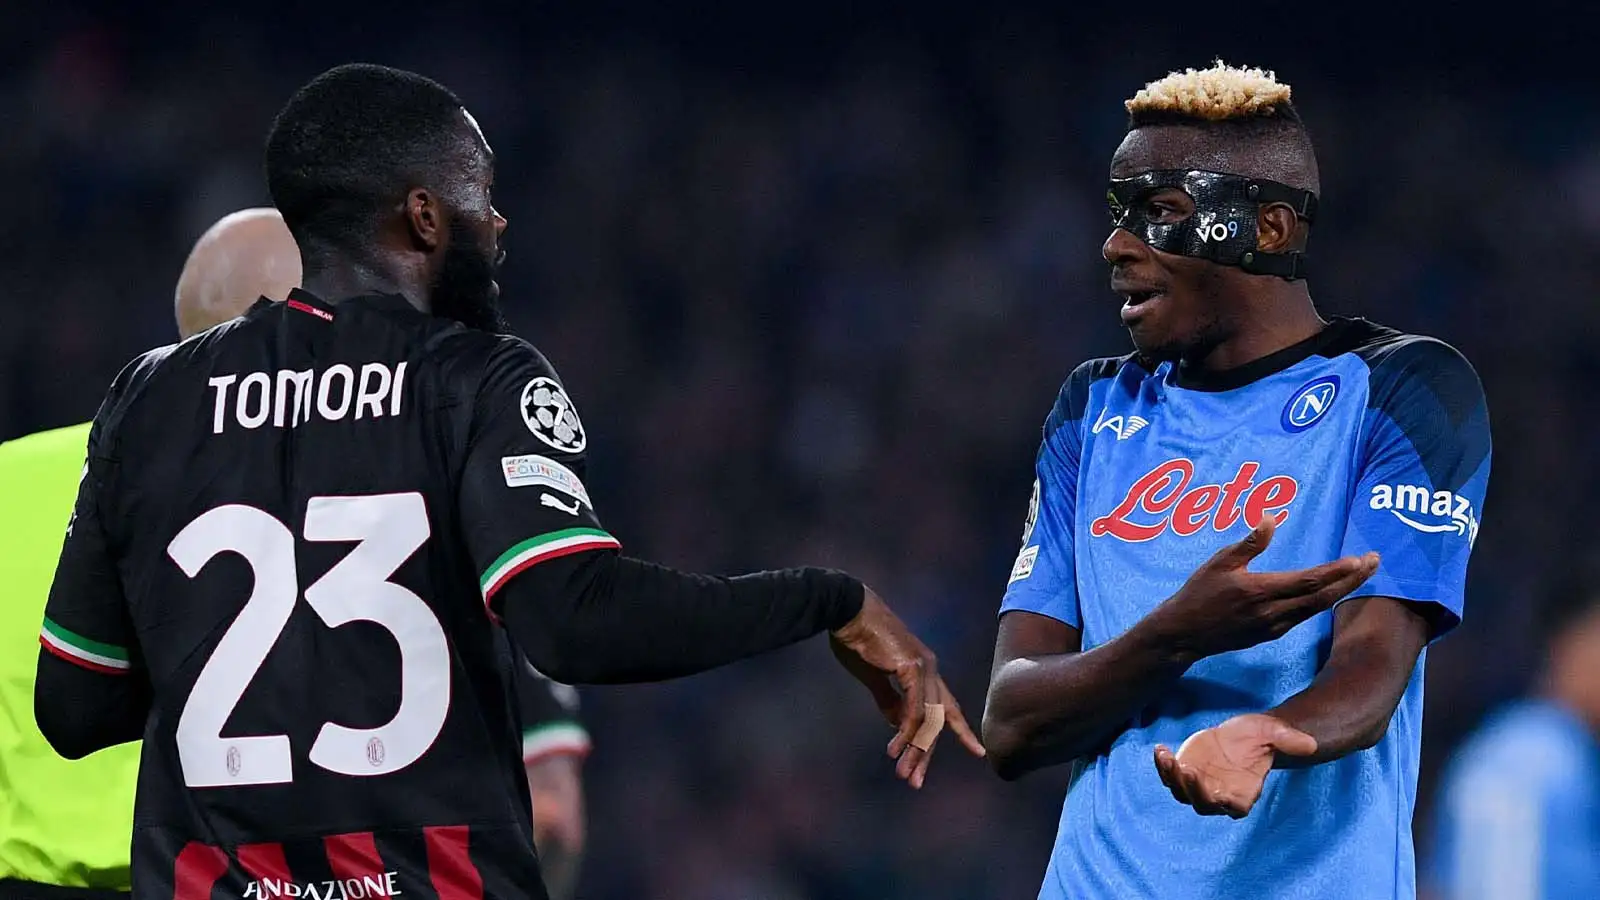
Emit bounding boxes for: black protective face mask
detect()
[1106,169,1318,280]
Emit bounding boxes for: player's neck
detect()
[300,256,431,315]
[1189,286,1324,374]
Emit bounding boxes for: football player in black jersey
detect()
[183,206,598,900]
[35,63,983,900]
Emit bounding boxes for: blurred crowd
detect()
[2,6,1597,899]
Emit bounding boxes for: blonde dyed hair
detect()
[1126,61,1294,122]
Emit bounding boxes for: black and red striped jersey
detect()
[169,825,517,900]
[40,289,621,900]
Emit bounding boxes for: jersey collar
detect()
[1170,317,1356,392]
[274,288,420,316]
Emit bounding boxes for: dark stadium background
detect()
[2,2,1593,897]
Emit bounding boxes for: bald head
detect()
[175,208,302,339]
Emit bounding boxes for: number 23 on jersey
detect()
[166,493,448,788]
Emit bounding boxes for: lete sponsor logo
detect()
[1370,483,1480,545]
[1090,459,1298,542]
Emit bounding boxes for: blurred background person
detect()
[1,3,1593,897]
[172,208,303,340]
[0,208,297,900]
[516,663,591,900]
[1421,572,1600,900]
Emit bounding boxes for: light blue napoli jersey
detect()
[1000,318,1492,900]
[1423,701,1600,900]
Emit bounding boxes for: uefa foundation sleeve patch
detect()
[39,617,132,674]
[479,528,621,600]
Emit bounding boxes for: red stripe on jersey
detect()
[237,841,294,886]
[39,635,130,675]
[287,299,334,321]
[173,842,229,900]
[325,831,385,882]
[424,826,483,900]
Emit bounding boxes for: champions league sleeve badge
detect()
[520,377,587,454]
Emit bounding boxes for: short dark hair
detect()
[1127,103,1306,139]
[265,64,468,255]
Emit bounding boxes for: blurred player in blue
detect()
[981,61,1492,899]
[1421,576,1600,899]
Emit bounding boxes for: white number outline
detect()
[167,493,447,788]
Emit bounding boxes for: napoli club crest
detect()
[1281,375,1339,433]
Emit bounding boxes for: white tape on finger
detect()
[911,702,945,752]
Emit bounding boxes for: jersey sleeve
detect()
[458,339,621,615]
[513,654,590,765]
[1340,339,1491,638]
[40,400,138,676]
[999,365,1096,629]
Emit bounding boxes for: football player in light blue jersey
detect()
[982,62,1492,900]
[1422,578,1600,900]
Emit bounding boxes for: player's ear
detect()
[1256,204,1302,253]
[403,188,443,252]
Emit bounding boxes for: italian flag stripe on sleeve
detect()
[39,617,132,674]
[481,527,621,601]
[522,722,592,763]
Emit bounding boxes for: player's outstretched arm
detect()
[462,336,981,785]
[984,518,1377,780]
[497,552,863,685]
[497,559,983,787]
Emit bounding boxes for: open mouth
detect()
[1119,290,1164,324]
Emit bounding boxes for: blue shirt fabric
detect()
[1423,701,1600,900]
[1000,318,1492,900]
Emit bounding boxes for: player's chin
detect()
[1125,319,1181,363]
